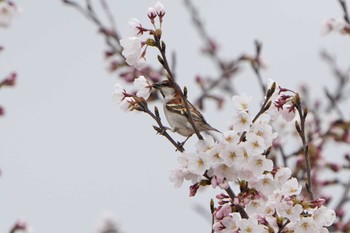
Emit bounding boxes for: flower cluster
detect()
[120,1,165,69]
[212,191,335,233]
[168,83,336,232]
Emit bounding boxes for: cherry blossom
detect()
[120,37,146,70]
[133,75,152,99]
[232,94,251,112]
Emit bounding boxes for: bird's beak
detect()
[152,83,161,89]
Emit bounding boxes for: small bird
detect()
[152,80,220,142]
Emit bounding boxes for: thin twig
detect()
[251,62,266,95]
[144,106,185,152]
[239,83,275,143]
[295,95,314,200]
[324,87,345,119]
[320,50,349,116]
[252,88,274,124]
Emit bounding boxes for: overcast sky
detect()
[0,0,349,232]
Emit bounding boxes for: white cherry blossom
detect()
[133,75,152,99]
[120,37,146,69]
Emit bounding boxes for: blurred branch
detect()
[62,0,121,53]
[184,0,241,109]
[320,50,349,118]
[335,178,350,211]
[250,40,267,95]
[183,0,227,71]
[101,0,117,32]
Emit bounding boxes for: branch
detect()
[225,186,249,219]
[295,94,314,200]
[145,105,185,152]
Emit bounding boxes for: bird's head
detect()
[152,80,177,100]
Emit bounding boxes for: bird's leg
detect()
[177,134,192,148]
[154,125,172,135]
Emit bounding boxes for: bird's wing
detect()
[165,97,207,120]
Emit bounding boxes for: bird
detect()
[152,80,220,143]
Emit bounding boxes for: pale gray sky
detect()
[0,0,349,232]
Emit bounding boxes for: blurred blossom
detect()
[1,72,17,87]
[10,218,32,233]
[119,96,135,112]
[128,18,144,36]
[112,84,125,104]
[96,212,120,233]
[322,17,350,35]
[0,0,18,28]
